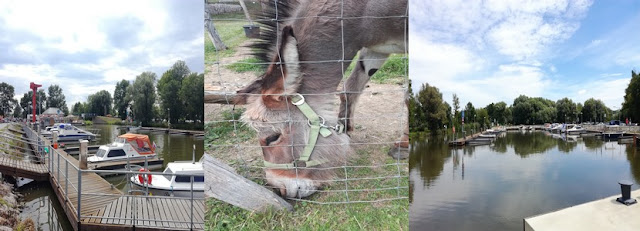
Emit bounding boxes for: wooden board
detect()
[204,154,293,212]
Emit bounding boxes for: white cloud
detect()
[0,0,203,109]
[409,0,593,107]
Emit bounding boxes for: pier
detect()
[524,189,640,231]
[0,123,204,230]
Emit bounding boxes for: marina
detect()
[410,130,640,230]
[0,123,205,230]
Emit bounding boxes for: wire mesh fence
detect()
[204,0,408,206]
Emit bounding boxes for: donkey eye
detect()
[265,133,281,146]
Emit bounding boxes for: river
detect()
[409,131,640,230]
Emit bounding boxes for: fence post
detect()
[79,140,88,170]
[77,167,82,228]
[65,160,68,202]
[191,175,194,230]
[53,130,58,149]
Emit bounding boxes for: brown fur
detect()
[239,0,407,197]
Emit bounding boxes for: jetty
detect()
[525,189,640,231]
[136,127,204,136]
[0,123,204,230]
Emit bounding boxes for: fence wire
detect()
[204,0,408,205]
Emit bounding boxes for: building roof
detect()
[42,107,63,115]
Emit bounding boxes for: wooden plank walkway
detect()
[87,196,205,230]
[0,155,48,181]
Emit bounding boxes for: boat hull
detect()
[130,181,204,198]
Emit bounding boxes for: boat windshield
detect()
[175,175,204,183]
[96,149,107,158]
[115,138,127,144]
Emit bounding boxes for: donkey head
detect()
[237,26,351,198]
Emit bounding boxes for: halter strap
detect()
[263,94,343,169]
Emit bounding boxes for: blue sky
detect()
[410,0,640,109]
[0,0,204,107]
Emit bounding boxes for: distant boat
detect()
[550,124,563,133]
[42,123,96,141]
[565,124,586,134]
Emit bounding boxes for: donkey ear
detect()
[260,25,302,108]
[235,79,262,105]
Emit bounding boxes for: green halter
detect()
[263,94,344,169]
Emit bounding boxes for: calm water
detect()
[409,131,640,230]
[18,124,204,228]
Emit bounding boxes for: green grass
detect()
[206,13,251,64]
[204,118,409,230]
[225,57,265,74]
[343,54,407,85]
[205,109,254,146]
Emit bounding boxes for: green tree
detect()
[583,98,609,123]
[87,90,112,116]
[0,82,16,116]
[464,102,476,123]
[158,61,191,123]
[71,102,85,115]
[555,97,577,123]
[180,73,204,122]
[416,83,447,132]
[476,108,490,129]
[12,104,22,118]
[622,70,640,121]
[114,80,130,120]
[129,72,157,125]
[19,90,47,117]
[46,84,69,115]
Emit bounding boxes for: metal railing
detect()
[20,122,205,230]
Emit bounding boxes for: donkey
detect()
[235,0,408,198]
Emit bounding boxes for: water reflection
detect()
[18,181,73,231]
[410,131,638,230]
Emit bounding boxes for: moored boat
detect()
[130,161,204,198]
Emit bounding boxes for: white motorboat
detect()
[42,123,96,141]
[565,124,585,134]
[130,161,204,198]
[550,124,564,133]
[88,134,157,163]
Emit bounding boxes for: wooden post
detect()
[79,140,88,170]
[238,0,254,25]
[52,131,58,149]
[204,154,292,212]
[205,4,227,50]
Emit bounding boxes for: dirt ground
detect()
[204,41,408,167]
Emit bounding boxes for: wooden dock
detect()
[137,127,204,136]
[449,132,484,146]
[0,155,48,181]
[0,124,205,230]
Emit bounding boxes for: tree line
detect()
[410,69,640,133]
[0,60,204,128]
[0,82,68,118]
[71,60,204,127]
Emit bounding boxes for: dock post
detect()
[52,131,58,149]
[79,140,88,170]
[37,123,41,135]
